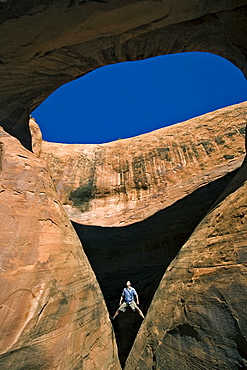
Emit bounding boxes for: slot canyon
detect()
[0,1,247,369]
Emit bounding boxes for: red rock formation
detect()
[0,1,246,148]
[42,102,246,226]
[0,2,247,369]
[125,158,247,370]
[29,117,42,157]
[0,127,120,370]
[41,102,246,366]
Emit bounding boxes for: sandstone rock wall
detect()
[0,127,120,370]
[0,2,247,369]
[71,167,241,367]
[0,1,246,148]
[42,102,246,226]
[125,158,247,370]
[41,102,246,366]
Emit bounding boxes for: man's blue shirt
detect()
[122,287,137,303]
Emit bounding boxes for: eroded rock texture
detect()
[41,102,246,366]
[0,127,120,370]
[0,1,247,148]
[125,158,247,370]
[0,1,247,369]
[42,102,246,227]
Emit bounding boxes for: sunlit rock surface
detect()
[0,1,246,148]
[0,127,120,370]
[42,102,246,227]
[29,117,42,157]
[125,158,247,370]
[0,1,247,368]
[40,102,246,366]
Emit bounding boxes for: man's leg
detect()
[130,301,145,319]
[112,309,119,319]
[136,305,145,319]
[111,302,127,320]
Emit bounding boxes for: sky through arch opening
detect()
[32,52,247,144]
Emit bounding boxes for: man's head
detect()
[126,281,131,287]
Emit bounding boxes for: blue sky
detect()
[32,52,247,144]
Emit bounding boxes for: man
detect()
[111,281,144,320]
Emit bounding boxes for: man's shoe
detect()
[109,316,114,321]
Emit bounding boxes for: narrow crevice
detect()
[0,142,3,171]
[38,301,49,317]
[72,168,239,367]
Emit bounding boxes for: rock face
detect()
[0,1,247,148]
[42,102,246,227]
[29,117,42,157]
[0,127,120,370]
[0,2,247,369]
[125,158,247,370]
[41,102,246,366]
[71,164,240,367]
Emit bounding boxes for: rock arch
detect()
[0,1,247,149]
[0,2,247,369]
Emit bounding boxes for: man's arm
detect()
[135,293,139,305]
[119,295,124,305]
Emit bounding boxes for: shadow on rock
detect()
[72,168,239,367]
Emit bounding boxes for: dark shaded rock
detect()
[0,1,247,147]
[40,103,247,366]
[72,167,240,366]
[125,160,247,370]
[0,2,247,369]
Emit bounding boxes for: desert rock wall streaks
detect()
[0,1,247,368]
[125,158,247,370]
[42,102,247,226]
[41,101,247,367]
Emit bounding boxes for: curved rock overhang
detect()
[0,0,247,149]
[1,2,247,369]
